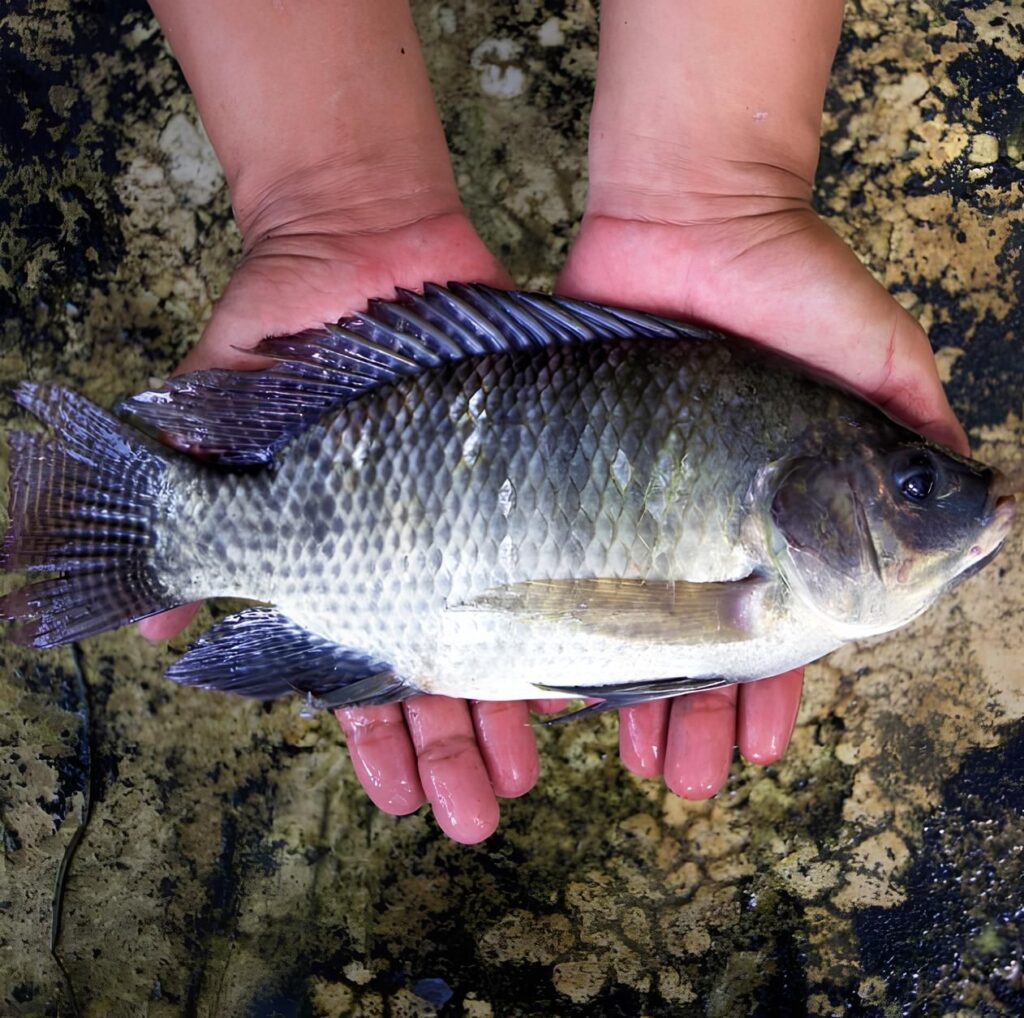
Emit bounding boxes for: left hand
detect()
[335,696,557,842]
[137,200,547,844]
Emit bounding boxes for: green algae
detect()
[0,1,1022,1015]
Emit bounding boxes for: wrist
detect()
[148,0,464,249]
[584,144,815,227]
[586,0,841,227]
[231,145,465,253]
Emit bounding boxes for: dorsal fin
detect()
[118,284,718,467]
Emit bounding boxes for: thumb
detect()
[865,305,969,456]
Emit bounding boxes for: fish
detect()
[0,284,1015,713]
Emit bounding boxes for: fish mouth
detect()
[959,542,1004,582]
[962,494,1016,581]
[990,493,1017,537]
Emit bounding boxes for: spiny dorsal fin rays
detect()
[449,283,544,349]
[393,286,489,354]
[118,284,721,468]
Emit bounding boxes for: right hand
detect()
[557,200,968,800]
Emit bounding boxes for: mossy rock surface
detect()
[1,2,1022,1014]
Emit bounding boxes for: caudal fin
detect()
[1,383,178,647]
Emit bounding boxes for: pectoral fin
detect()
[460,576,766,643]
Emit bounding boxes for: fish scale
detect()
[3,285,1011,710]
[154,338,825,695]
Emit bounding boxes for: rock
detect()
[968,133,1000,165]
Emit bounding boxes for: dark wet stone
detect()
[0,1,1021,1015]
[854,718,1024,1014]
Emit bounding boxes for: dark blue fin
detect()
[165,606,416,707]
[1,383,177,647]
[540,674,731,723]
[119,284,718,466]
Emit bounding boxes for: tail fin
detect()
[1,383,178,647]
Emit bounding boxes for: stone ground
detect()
[1,1,1022,1015]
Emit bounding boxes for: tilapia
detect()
[0,285,1015,712]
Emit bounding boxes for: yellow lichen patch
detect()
[478,910,575,965]
[833,831,911,909]
[686,814,749,860]
[309,978,355,1017]
[616,811,661,847]
[935,345,966,383]
[777,846,843,901]
[968,133,1000,165]
[796,661,844,725]
[660,792,712,828]
[461,995,494,1018]
[858,975,889,1006]
[964,1,1024,56]
[657,967,698,1005]
[551,956,607,1003]
[664,860,703,897]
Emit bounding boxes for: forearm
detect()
[148,0,461,241]
[589,0,844,220]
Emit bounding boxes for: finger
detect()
[336,703,425,815]
[870,308,970,455]
[403,695,500,844]
[529,698,572,715]
[471,700,539,798]
[138,603,200,642]
[736,669,804,765]
[663,685,739,800]
[773,230,968,455]
[618,700,671,778]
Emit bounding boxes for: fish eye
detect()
[893,452,937,503]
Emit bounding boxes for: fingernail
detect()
[620,701,668,777]
[739,672,803,765]
[663,690,737,798]
[426,771,498,844]
[475,707,539,798]
[667,749,731,799]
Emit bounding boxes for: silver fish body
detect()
[165,338,840,698]
[2,286,1014,709]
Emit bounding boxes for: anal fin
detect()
[166,607,415,707]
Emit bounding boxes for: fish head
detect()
[767,439,1015,638]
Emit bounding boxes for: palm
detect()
[178,215,512,373]
[555,208,965,792]
[141,212,512,642]
[559,211,966,450]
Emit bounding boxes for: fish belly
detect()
[426,609,845,699]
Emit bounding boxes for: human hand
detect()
[137,188,558,842]
[553,0,968,801]
[139,0,585,844]
[556,201,966,798]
